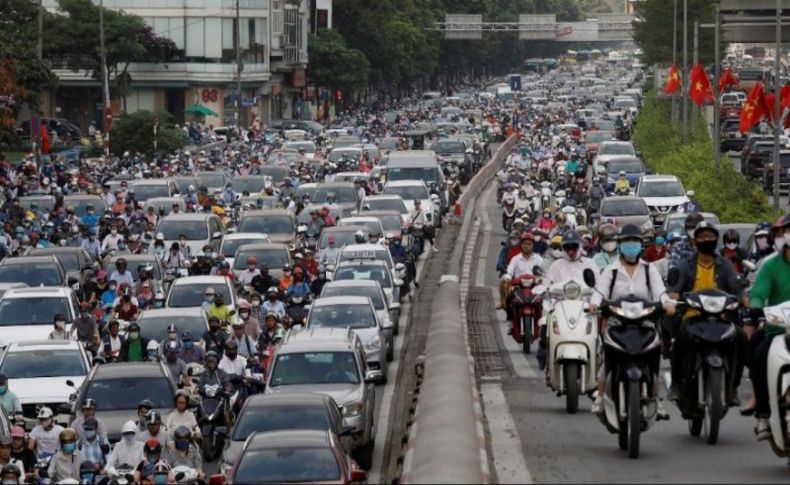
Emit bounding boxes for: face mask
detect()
[214,300,223,307]
[602,241,618,253]
[784,232,790,248]
[686,229,695,239]
[85,429,96,440]
[0,386,7,395]
[154,475,168,485]
[82,473,95,483]
[167,332,177,340]
[696,239,717,255]
[180,240,187,246]
[184,340,194,350]
[239,311,250,319]
[147,453,160,463]
[55,320,65,329]
[776,237,786,252]
[111,229,117,235]
[129,331,139,340]
[226,352,237,359]
[725,242,738,250]
[205,295,214,303]
[619,242,642,262]
[756,237,769,250]
[252,299,261,306]
[551,248,563,259]
[563,247,578,261]
[123,434,136,445]
[62,442,76,454]
[175,439,190,451]
[534,235,542,242]
[248,265,256,271]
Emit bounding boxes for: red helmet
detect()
[293,267,304,275]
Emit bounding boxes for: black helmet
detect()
[684,212,705,229]
[225,339,238,351]
[773,214,790,231]
[694,221,719,239]
[205,350,220,363]
[147,411,163,425]
[723,229,740,244]
[173,425,192,442]
[137,399,154,411]
[617,224,643,241]
[80,460,97,476]
[1,464,20,479]
[561,230,581,248]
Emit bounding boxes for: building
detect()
[43,0,311,132]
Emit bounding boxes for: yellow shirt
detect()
[206,304,233,323]
[686,262,716,319]
[614,178,630,192]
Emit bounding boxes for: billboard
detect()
[445,14,482,40]
[519,14,556,40]
[555,22,598,42]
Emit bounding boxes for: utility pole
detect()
[100,0,111,156]
[34,0,43,165]
[713,0,721,166]
[37,0,43,60]
[235,0,242,136]
[672,0,678,123]
[773,0,783,211]
[692,21,699,126]
[682,0,688,143]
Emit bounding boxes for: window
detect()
[205,18,222,58]
[186,18,205,58]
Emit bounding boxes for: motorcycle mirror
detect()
[532,265,543,277]
[667,267,680,287]
[582,268,596,287]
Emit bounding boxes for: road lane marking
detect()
[481,382,533,484]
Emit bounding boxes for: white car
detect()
[635,174,691,227]
[593,141,637,177]
[382,180,440,227]
[165,275,238,312]
[0,340,91,428]
[0,287,79,347]
[364,195,410,225]
[218,232,271,269]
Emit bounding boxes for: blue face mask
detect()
[154,474,168,485]
[620,241,642,262]
[82,473,95,483]
[0,386,7,395]
[62,442,76,454]
[85,429,96,440]
[175,439,190,451]
[184,340,194,350]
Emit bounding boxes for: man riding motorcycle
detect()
[498,232,544,312]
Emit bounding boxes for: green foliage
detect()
[308,30,370,92]
[634,94,780,223]
[632,0,717,66]
[110,110,185,158]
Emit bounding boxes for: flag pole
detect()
[713,0,721,166]
[773,0,783,211]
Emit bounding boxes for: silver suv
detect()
[263,327,377,469]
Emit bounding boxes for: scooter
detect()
[502,201,516,232]
[673,288,740,445]
[760,301,790,462]
[540,275,598,414]
[198,383,230,460]
[509,273,543,354]
[554,190,567,211]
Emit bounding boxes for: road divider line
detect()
[481,382,533,484]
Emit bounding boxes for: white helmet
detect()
[147,340,159,352]
[37,407,53,419]
[122,420,137,434]
[155,232,165,240]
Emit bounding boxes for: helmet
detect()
[519,232,535,242]
[617,224,643,241]
[773,214,790,230]
[80,460,96,476]
[147,411,163,425]
[144,438,162,455]
[147,340,159,352]
[598,223,617,241]
[267,287,279,295]
[225,339,239,351]
[204,287,216,296]
[667,231,682,242]
[265,311,280,322]
[173,389,190,405]
[238,299,251,310]
[561,231,581,248]
[694,221,719,239]
[59,428,77,443]
[0,464,20,478]
[684,212,705,229]
[723,229,740,244]
[138,399,154,411]
[174,425,192,442]
[82,398,97,410]
[37,407,53,419]
[83,417,98,431]
[205,350,220,363]
[755,221,772,237]
[153,463,170,477]
[293,267,303,275]
[121,420,137,434]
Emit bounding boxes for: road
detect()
[469,178,790,484]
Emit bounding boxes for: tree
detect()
[110,110,185,157]
[308,30,370,94]
[633,0,717,66]
[46,0,175,99]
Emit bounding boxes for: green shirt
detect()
[127,340,143,362]
[750,251,790,336]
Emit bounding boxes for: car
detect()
[0,283,27,300]
[142,197,186,216]
[258,166,289,184]
[598,196,653,231]
[293,182,318,202]
[333,136,364,149]
[130,179,179,203]
[264,327,376,469]
[229,175,270,195]
[270,119,325,137]
[220,429,367,484]
[605,156,647,190]
[232,243,293,279]
[321,279,397,353]
[69,362,176,441]
[27,247,96,294]
[0,255,74,288]
[219,393,349,476]
[431,138,474,183]
[363,195,409,224]
[219,233,272,269]
[195,171,229,194]
[333,172,369,184]
[359,210,408,242]
[317,226,370,265]
[312,183,362,213]
[165,275,237,311]
[337,217,385,242]
[283,141,318,159]
[762,150,790,195]
[237,209,297,246]
[583,130,617,162]
[172,176,199,195]
[19,195,56,214]
[136,308,209,346]
[154,213,226,256]
[661,211,720,237]
[283,129,309,141]
[635,174,691,227]
[593,141,637,176]
[0,287,80,346]
[383,180,440,228]
[332,257,403,307]
[62,195,108,217]
[0,340,91,428]
[383,151,447,210]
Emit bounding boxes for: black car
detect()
[27,247,97,298]
[762,150,790,195]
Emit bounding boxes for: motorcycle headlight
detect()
[342,402,364,417]
[563,281,581,300]
[364,335,381,352]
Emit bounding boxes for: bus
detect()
[739,68,766,91]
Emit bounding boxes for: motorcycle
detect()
[509,273,543,354]
[172,466,199,484]
[104,465,135,485]
[671,287,739,444]
[502,201,516,232]
[198,382,232,460]
[759,301,790,462]
[554,190,567,211]
[539,274,598,414]
[285,295,309,328]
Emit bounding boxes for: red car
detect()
[212,429,367,485]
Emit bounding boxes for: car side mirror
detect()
[364,370,378,383]
[65,379,76,388]
[212,231,222,239]
[582,268,596,287]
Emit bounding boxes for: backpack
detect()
[608,262,651,300]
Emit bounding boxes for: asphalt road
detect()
[472,179,790,484]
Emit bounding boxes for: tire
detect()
[522,315,532,354]
[354,438,374,470]
[689,417,703,436]
[564,363,580,414]
[704,367,724,445]
[628,381,641,459]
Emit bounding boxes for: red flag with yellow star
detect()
[717,68,739,92]
[688,64,714,107]
[740,81,770,133]
[663,64,681,94]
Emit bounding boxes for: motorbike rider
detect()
[77,418,108,470]
[667,221,747,404]
[721,229,749,274]
[262,287,286,319]
[203,316,229,355]
[135,400,154,434]
[237,299,261,339]
[238,256,261,286]
[592,224,619,269]
[588,224,675,417]
[163,342,190,387]
[218,340,248,378]
[409,199,437,252]
[588,177,606,213]
[229,320,259,359]
[0,437,24,479]
[278,264,294,293]
[163,426,203,481]
[644,235,667,263]
[668,212,705,269]
[613,171,630,194]
[72,399,109,445]
[189,246,215,276]
[285,267,311,300]
[178,332,205,365]
[9,427,35,474]
[165,391,200,442]
[310,265,330,297]
[206,292,233,324]
[495,231,522,276]
[749,222,774,263]
[136,412,170,450]
[259,312,285,349]
[499,232,544,312]
[251,264,279,296]
[536,209,555,233]
[0,463,21,485]
[28,407,63,459]
[133,439,173,484]
[541,235,565,274]
[318,235,342,265]
[47,428,83,482]
[107,420,144,473]
[546,230,597,285]
[748,215,790,439]
[120,322,148,362]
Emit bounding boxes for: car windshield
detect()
[0,263,62,286]
[585,132,614,143]
[85,377,173,411]
[137,315,207,343]
[232,406,332,441]
[31,252,80,272]
[65,198,108,216]
[386,167,438,184]
[366,198,407,214]
[1,349,87,378]
[270,351,360,386]
[167,283,232,308]
[238,216,295,235]
[638,181,685,197]
[334,265,392,287]
[132,184,171,201]
[375,215,403,233]
[234,447,340,483]
[196,173,226,188]
[233,248,290,270]
[318,230,359,250]
[111,259,161,281]
[157,220,208,240]
[230,177,267,194]
[608,160,643,173]
[384,185,429,201]
[322,286,385,310]
[309,303,375,329]
[220,238,267,258]
[258,167,287,182]
[312,187,357,204]
[599,144,635,155]
[328,150,362,163]
[601,200,649,217]
[19,197,54,212]
[338,220,382,237]
[432,141,465,154]
[285,142,316,152]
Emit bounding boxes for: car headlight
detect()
[343,402,364,417]
[364,336,381,352]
